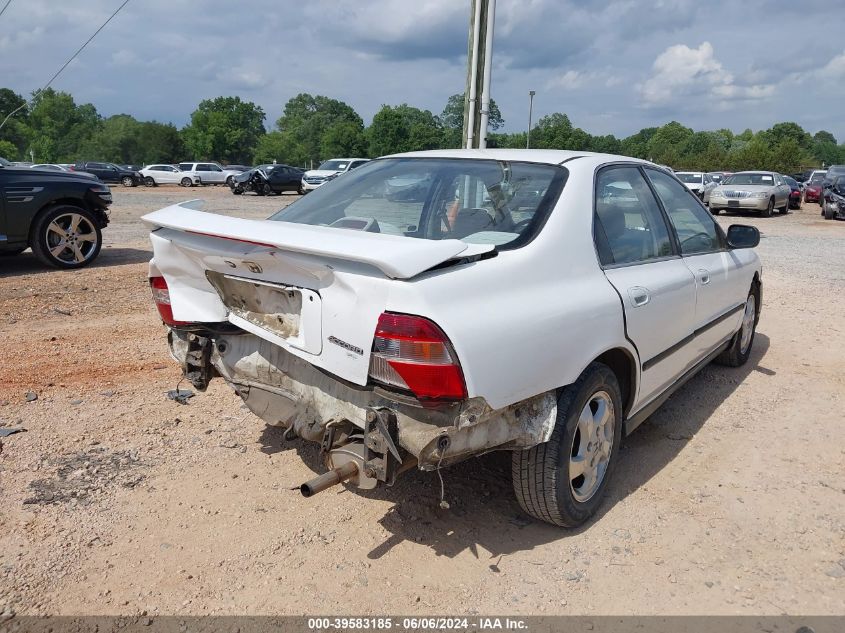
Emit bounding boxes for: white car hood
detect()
[303,169,340,178]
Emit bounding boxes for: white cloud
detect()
[639,42,775,107]
[820,50,845,77]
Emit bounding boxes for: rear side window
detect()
[645,168,722,255]
[593,166,674,266]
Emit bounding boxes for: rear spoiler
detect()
[142,202,494,280]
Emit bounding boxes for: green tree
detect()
[646,121,694,166]
[137,121,185,164]
[0,88,30,155]
[275,93,364,164]
[763,122,812,153]
[182,96,266,164]
[439,92,504,148]
[368,104,441,156]
[0,139,18,160]
[27,88,100,162]
[253,131,309,167]
[620,127,658,159]
[589,134,622,155]
[320,121,368,158]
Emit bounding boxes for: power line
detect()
[0,0,12,19]
[0,0,131,131]
[42,0,131,91]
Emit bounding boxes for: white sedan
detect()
[143,149,762,527]
[140,164,200,187]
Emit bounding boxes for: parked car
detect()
[675,171,717,204]
[0,157,10,166]
[804,170,827,205]
[178,162,242,187]
[230,164,305,196]
[822,175,845,220]
[301,158,370,193]
[0,162,112,267]
[30,164,98,180]
[782,175,803,209]
[708,171,791,216]
[821,167,845,214]
[223,164,251,173]
[140,164,200,187]
[143,149,762,527]
[74,161,143,187]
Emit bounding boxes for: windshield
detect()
[677,173,703,184]
[809,173,826,184]
[270,158,567,248]
[723,173,774,186]
[318,160,350,171]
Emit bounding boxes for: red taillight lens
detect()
[149,276,189,326]
[368,312,467,401]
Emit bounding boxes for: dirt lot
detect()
[0,185,843,617]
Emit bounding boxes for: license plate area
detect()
[728,200,740,207]
[205,271,322,354]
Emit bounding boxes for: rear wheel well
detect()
[594,348,636,417]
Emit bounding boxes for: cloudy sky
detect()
[2,0,844,141]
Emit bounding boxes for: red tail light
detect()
[368,312,467,401]
[149,276,190,326]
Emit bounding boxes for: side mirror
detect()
[726,224,760,249]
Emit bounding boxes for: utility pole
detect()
[463,0,495,149]
[526,90,535,149]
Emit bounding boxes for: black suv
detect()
[74,161,143,187]
[0,164,112,268]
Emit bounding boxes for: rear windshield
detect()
[269,158,568,249]
[723,173,774,185]
[809,172,826,183]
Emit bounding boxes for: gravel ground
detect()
[0,185,843,617]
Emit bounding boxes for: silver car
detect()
[675,171,718,204]
[708,171,791,217]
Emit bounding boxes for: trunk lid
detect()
[144,203,491,385]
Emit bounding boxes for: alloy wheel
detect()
[569,391,615,503]
[45,213,99,265]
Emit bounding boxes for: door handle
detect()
[628,286,650,307]
[697,268,711,285]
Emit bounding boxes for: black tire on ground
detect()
[824,204,835,220]
[512,362,623,528]
[710,207,721,215]
[226,176,234,186]
[714,284,759,367]
[180,177,193,187]
[298,185,305,195]
[762,197,774,217]
[262,183,273,196]
[121,176,135,187]
[144,176,156,187]
[30,205,102,269]
[0,247,26,256]
[232,187,243,195]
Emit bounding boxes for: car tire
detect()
[121,176,135,187]
[710,207,721,215]
[144,176,156,187]
[30,205,102,269]
[778,198,789,214]
[298,185,305,195]
[262,183,273,196]
[226,176,234,186]
[512,362,623,527]
[762,197,774,217]
[714,284,759,368]
[180,177,193,187]
[232,187,243,195]
[824,204,835,220]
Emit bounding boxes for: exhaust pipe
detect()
[300,461,359,497]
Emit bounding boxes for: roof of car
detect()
[382,148,654,168]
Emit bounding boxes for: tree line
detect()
[1,86,843,173]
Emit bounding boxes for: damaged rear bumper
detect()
[168,328,556,472]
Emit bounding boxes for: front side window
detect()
[270,158,567,249]
[179,163,192,171]
[593,166,674,266]
[646,168,721,256]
